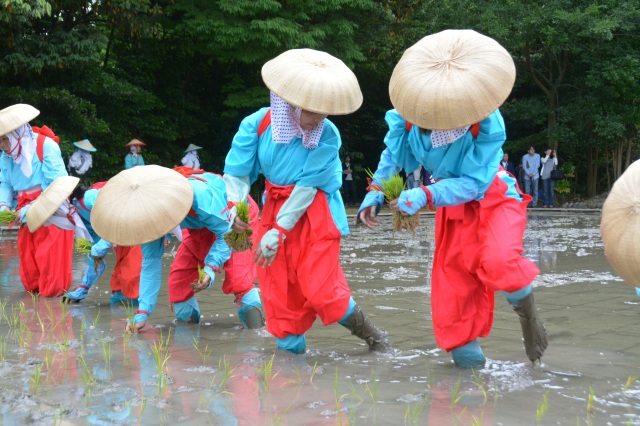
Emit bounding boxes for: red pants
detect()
[431,175,539,351]
[258,182,351,339]
[18,225,74,297]
[168,196,259,304]
[110,245,142,299]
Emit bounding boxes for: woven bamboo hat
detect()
[389,29,516,130]
[91,165,193,246]
[125,138,146,147]
[0,104,40,136]
[601,159,640,287]
[26,176,80,233]
[73,139,96,152]
[184,144,202,153]
[261,48,363,115]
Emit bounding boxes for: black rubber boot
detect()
[340,305,392,352]
[512,293,548,362]
[242,306,265,329]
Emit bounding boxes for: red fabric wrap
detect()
[18,224,73,296]
[167,196,259,304]
[17,189,42,210]
[431,175,539,351]
[109,245,142,299]
[258,181,351,338]
[420,185,434,210]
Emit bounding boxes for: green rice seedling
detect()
[31,363,43,394]
[333,367,349,422]
[75,238,92,254]
[100,339,113,370]
[472,369,488,401]
[92,308,101,329]
[0,299,6,324]
[404,401,425,424]
[623,376,637,391]
[536,391,549,423]
[44,345,55,371]
[0,334,6,362]
[210,356,236,397]
[53,406,64,426]
[223,200,253,252]
[309,361,320,385]
[193,336,212,365]
[471,415,483,426]
[348,381,363,404]
[450,374,463,407]
[365,168,419,233]
[6,303,21,328]
[137,384,148,424]
[150,330,171,392]
[256,354,277,393]
[0,210,17,225]
[586,386,596,415]
[18,320,32,349]
[364,368,378,403]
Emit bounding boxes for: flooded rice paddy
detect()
[0,210,639,425]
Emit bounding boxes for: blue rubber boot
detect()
[451,340,486,368]
[276,334,307,354]
[636,287,640,298]
[236,288,265,329]
[174,297,201,323]
[109,291,138,306]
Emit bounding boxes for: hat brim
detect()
[0,104,40,136]
[389,29,516,130]
[261,49,363,115]
[26,176,80,232]
[73,141,97,152]
[91,165,194,246]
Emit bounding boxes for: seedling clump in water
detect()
[223,200,253,252]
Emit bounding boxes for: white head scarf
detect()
[270,92,324,150]
[431,126,471,149]
[6,124,36,178]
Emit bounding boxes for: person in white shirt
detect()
[540,148,558,207]
[67,139,95,178]
[181,144,202,169]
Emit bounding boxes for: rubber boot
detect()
[339,305,392,352]
[236,288,265,329]
[110,290,138,306]
[511,292,548,362]
[451,340,486,368]
[174,297,201,324]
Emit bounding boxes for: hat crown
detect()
[0,104,40,136]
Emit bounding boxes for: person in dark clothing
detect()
[342,155,357,206]
[500,153,516,176]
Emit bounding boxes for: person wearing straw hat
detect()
[91,165,264,332]
[124,138,146,169]
[62,182,142,305]
[67,139,96,179]
[181,144,202,169]
[358,30,547,368]
[223,48,392,355]
[0,103,75,296]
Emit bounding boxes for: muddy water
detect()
[0,211,639,425]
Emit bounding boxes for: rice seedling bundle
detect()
[0,211,17,225]
[223,200,253,252]
[75,238,92,254]
[365,168,420,233]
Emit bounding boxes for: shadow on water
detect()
[0,211,639,424]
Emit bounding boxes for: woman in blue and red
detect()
[63,183,142,305]
[0,104,74,297]
[223,48,391,354]
[359,30,547,368]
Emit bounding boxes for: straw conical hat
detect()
[601,159,640,287]
[125,138,146,147]
[184,144,202,153]
[389,29,516,130]
[26,176,80,233]
[73,139,96,152]
[261,48,363,115]
[0,104,40,136]
[91,165,193,246]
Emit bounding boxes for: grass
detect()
[404,401,425,423]
[31,363,43,394]
[210,355,236,397]
[536,391,550,423]
[364,367,378,403]
[0,334,5,362]
[150,330,172,392]
[623,376,637,391]
[586,386,596,415]
[451,374,463,407]
[256,354,277,393]
[193,336,212,365]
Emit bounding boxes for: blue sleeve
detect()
[383,110,422,173]
[41,140,68,191]
[427,111,505,206]
[192,179,232,278]
[223,108,267,184]
[90,238,112,257]
[138,238,165,316]
[0,156,13,210]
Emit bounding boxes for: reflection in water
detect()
[0,212,638,423]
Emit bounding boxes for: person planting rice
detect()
[358,30,547,368]
[0,104,75,297]
[223,48,392,354]
[62,182,142,305]
[91,165,264,332]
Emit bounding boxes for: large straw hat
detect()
[389,29,516,130]
[184,144,202,153]
[261,48,363,115]
[601,159,640,287]
[125,138,147,147]
[0,104,40,136]
[73,139,96,152]
[91,165,193,246]
[26,176,80,233]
